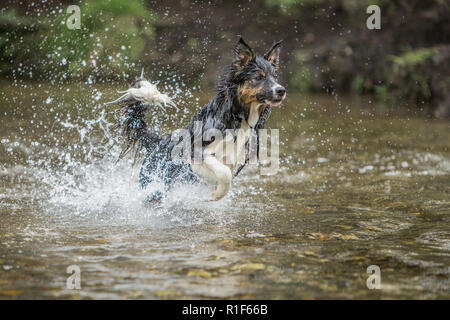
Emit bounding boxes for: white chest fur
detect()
[190,102,265,200]
[207,102,263,170]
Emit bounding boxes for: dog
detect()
[107,38,286,202]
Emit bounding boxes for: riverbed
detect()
[0,81,449,299]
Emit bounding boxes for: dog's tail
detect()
[106,71,175,160]
[115,102,163,160]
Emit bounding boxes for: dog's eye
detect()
[255,72,265,81]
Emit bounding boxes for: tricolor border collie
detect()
[107,38,286,202]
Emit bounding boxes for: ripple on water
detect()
[1,83,450,299]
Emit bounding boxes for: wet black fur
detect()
[118,38,283,202]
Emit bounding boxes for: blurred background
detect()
[1,0,449,117]
[1,1,450,300]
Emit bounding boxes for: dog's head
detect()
[232,38,286,107]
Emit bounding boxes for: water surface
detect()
[0,82,449,299]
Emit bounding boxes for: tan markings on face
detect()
[238,83,263,105]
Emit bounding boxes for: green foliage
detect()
[289,50,312,92]
[0,9,36,76]
[290,66,311,93]
[391,48,438,72]
[0,8,32,26]
[341,0,381,11]
[47,0,155,79]
[264,0,302,9]
[1,0,448,113]
[351,76,365,95]
[187,37,199,51]
[1,0,156,80]
[439,76,450,92]
[264,0,377,13]
[388,48,439,101]
[374,84,387,102]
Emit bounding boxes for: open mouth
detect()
[265,98,283,106]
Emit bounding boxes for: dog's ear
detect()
[264,40,282,70]
[234,37,254,68]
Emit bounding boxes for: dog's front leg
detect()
[203,155,232,201]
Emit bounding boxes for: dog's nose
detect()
[276,87,286,97]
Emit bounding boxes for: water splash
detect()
[0,79,246,229]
